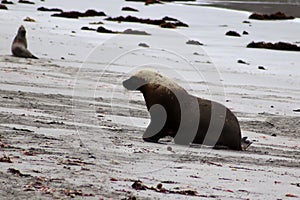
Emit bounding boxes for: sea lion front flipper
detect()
[30,53,38,59]
[143,104,168,143]
[212,145,230,150]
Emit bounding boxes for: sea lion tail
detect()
[241,136,252,150]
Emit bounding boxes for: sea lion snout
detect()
[123,76,146,90]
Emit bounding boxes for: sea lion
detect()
[123,69,251,150]
[11,25,38,59]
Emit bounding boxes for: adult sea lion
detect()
[123,69,251,150]
[11,25,38,59]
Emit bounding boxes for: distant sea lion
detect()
[123,69,251,150]
[11,25,38,59]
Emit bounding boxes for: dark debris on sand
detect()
[81,26,96,31]
[237,59,249,65]
[122,6,139,12]
[125,0,196,2]
[131,180,199,196]
[82,26,151,35]
[125,0,162,5]
[18,0,34,4]
[225,31,241,37]
[123,29,150,35]
[249,12,294,20]
[160,22,176,28]
[0,3,7,9]
[186,40,203,46]
[0,155,13,163]
[37,7,63,12]
[8,168,31,177]
[1,0,13,4]
[258,66,266,70]
[138,43,150,48]
[105,15,188,28]
[82,26,117,34]
[247,41,300,51]
[52,9,106,19]
[96,26,117,34]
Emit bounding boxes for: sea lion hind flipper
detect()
[241,136,252,150]
[12,46,38,59]
[20,48,38,59]
[31,54,38,59]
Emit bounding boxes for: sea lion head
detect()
[17,25,26,37]
[122,73,147,91]
[123,69,183,92]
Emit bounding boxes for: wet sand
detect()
[1,56,299,199]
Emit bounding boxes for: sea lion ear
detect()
[123,76,146,90]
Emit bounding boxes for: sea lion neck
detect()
[19,31,26,37]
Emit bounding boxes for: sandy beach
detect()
[0,0,300,199]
